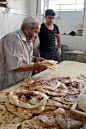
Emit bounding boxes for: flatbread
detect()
[37,82,68,97]
[5,97,46,119]
[0,91,9,103]
[0,124,19,129]
[45,99,71,110]
[67,87,81,95]
[43,125,60,129]
[17,114,56,129]
[0,104,23,128]
[8,90,48,108]
[21,78,35,87]
[52,94,77,106]
[25,78,61,91]
[41,60,58,71]
[55,108,82,129]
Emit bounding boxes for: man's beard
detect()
[26,31,33,42]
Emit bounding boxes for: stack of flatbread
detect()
[0,76,84,128]
[41,60,58,71]
[0,91,24,128]
[22,78,68,97]
[21,77,83,110]
[72,50,85,54]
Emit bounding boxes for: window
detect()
[45,0,84,11]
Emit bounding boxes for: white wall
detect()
[8,0,30,14]
[29,0,44,15]
[0,0,44,40]
[54,11,83,35]
[0,0,31,39]
[0,0,86,52]
[54,11,84,51]
[59,7,86,51]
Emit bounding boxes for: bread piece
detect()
[28,78,61,91]
[55,108,82,129]
[37,82,68,97]
[17,114,56,129]
[5,97,46,119]
[0,91,9,103]
[0,104,23,128]
[8,90,48,108]
[41,60,58,71]
[0,124,19,129]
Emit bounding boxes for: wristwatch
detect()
[34,57,36,63]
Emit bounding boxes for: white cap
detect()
[23,16,39,24]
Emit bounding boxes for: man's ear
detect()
[45,16,47,19]
[24,25,30,35]
[23,25,30,36]
[26,25,30,31]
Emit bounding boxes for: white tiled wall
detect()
[0,12,27,40]
[52,0,86,51]
[54,11,83,35]
[0,0,31,40]
[53,10,86,51]
[0,0,86,52]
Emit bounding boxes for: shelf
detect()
[0,2,7,4]
[0,1,7,8]
[60,34,82,36]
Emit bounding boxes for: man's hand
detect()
[57,48,61,57]
[36,57,45,63]
[34,62,46,72]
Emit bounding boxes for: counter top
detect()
[3,60,86,91]
[1,60,86,128]
[33,60,86,80]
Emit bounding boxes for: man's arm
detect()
[56,34,61,48]
[12,63,34,71]
[56,34,61,57]
[12,62,46,72]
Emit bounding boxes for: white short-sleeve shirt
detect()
[0,29,33,90]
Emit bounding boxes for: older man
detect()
[0,16,46,90]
